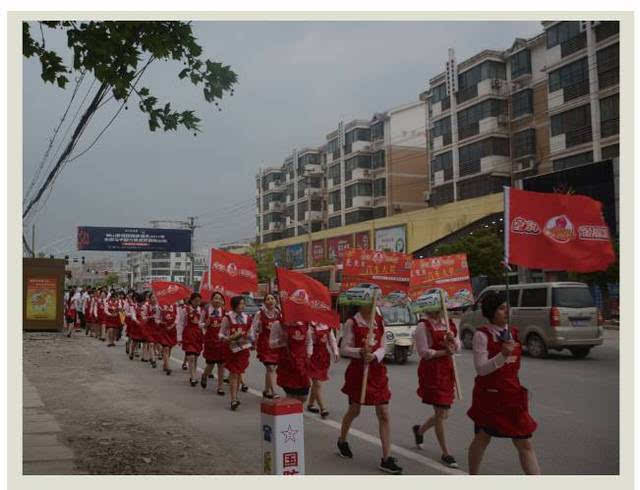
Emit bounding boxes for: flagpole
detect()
[503,186,511,326]
[440,288,461,400]
[359,293,377,405]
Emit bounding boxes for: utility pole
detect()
[31,224,36,258]
[187,216,197,288]
[306,174,312,267]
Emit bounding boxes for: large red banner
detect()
[209,248,258,298]
[151,281,193,306]
[327,234,353,263]
[341,248,411,296]
[199,270,212,302]
[276,268,339,329]
[409,254,474,308]
[506,187,615,272]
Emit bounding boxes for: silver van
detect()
[459,282,604,359]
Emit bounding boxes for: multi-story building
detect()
[421,20,619,206]
[256,100,428,244]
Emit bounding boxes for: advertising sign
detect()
[355,231,371,250]
[77,226,192,252]
[340,248,411,301]
[209,248,258,298]
[375,225,407,253]
[285,243,306,269]
[26,278,57,321]
[311,240,326,265]
[326,234,353,263]
[409,253,474,309]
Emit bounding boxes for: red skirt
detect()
[159,325,178,347]
[105,314,119,329]
[467,385,537,437]
[308,345,330,381]
[257,330,280,365]
[145,320,162,343]
[277,349,309,390]
[126,318,141,340]
[182,324,203,355]
[203,328,225,363]
[98,310,105,326]
[417,357,455,406]
[341,359,391,406]
[224,346,250,374]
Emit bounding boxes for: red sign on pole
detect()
[209,248,258,299]
[340,248,411,296]
[326,234,353,263]
[409,254,474,308]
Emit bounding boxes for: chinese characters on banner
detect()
[340,248,411,296]
[25,277,57,321]
[311,240,326,265]
[151,281,193,306]
[209,248,258,298]
[409,253,475,308]
[326,234,353,263]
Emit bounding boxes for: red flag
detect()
[276,268,339,329]
[209,248,258,299]
[340,248,411,296]
[409,253,474,308]
[199,271,212,302]
[505,187,615,272]
[151,281,193,307]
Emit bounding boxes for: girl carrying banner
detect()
[181,293,204,387]
[250,293,282,399]
[411,293,461,469]
[337,303,402,475]
[466,291,540,475]
[219,296,253,411]
[307,321,339,418]
[269,319,312,403]
[200,292,227,395]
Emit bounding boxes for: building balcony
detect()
[456,85,478,105]
[267,201,284,212]
[268,222,283,232]
[351,167,372,180]
[477,78,508,99]
[328,203,341,214]
[548,80,590,111]
[304,210,323,221]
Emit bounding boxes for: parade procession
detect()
[15,13,627,483]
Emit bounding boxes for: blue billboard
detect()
[77,226,192,252]
[285,243,306,269]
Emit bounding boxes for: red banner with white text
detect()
[151,281,193,307]
[340,248,411,296]
[409,254,474,308]
[209,248,258,299]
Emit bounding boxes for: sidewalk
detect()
[23,376,86,475]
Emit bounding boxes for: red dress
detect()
[341,314,391,405]
[104,298,120,329]
[124,300,139,340]
[255,308,282,365]
[182,305,204,355]
[158,305,178,347]
[416,319,458,406]
[222,312,252,374]
[276,322,311,390]
[467,326,538,437]
[308,323,334,381]
[202,306,226,363]
[97,299,106,326]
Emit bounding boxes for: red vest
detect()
[474,326,523,393]
[350,313,384,356]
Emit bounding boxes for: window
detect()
[328,163,341,186]
[432,116,452,146]
[373,178,386,197]
[521,288,547,307]
[553,151,593,171]
[552,287,594,308]
[152,252,170,259]
[346,182,372,198]
[431,83,448,104]
[329,190,341,211]
[373,207,387,218]
[152,261,170,268]
[328,215,342,229]
[546,21,581,49]
[602,144,619,159]
[510,49,531,79]
[431,183,454,206]
[457,175,510,201]
[595,21,619,43]
[372,150,386,169]
[548,57,589,97]
[597,43,619,90]
[457,61,506,90]
[551,104,592,147]
[431,151,453,182]
[513,129,536,158]
[600,94,619,138]
[457,99,505,140]
[371,121,384,141]
[345,128,371,151]
[345,209,373,225]
[458,138,509,177]
[327,138,340,159]
[511,89,533,118]
[151,269,171,277]
[486,288,520,306]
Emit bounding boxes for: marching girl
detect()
[306,321,339,418]
[467,291,540,475]
[96,289,107,342]
[200,292,227,395]
[219,296,253,411]
[250,293,282,399]
[337,303,403,475]
[411,296,461,469]
[103,290,120,346]
[181,293,204,387]
[271,319,312,404]
[141,293,159,368]
[64,288,76,337]
[124,291,136,356]
[128,293,147,361]
[156,300,178,375]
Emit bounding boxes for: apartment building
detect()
[421,20,619,206]
[256,101,428,244]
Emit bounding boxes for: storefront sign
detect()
[26,277,57,321]
[311,240,326,265]
[355,231,371,250]
[326,234,353,263]
[375,225,407,253]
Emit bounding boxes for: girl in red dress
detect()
[103,292,120,347]
[250,293,282,399]
[307,321,339,418]
[128,293,146,361]
[219,296,253,411]
[200,292,227,395]
[273,319,312,403]
[181,293,204,387]
[337,304,402,475]
[411,303,461,469]
[157,302,178,375]
[467,291,540,475]
[142,293,159,368]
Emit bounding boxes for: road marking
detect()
[168,355,466,475]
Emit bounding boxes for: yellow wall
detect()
[262,193,503,253]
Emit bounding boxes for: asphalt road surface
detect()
[23,329,619,475]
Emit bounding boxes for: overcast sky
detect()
[23,20,542,261]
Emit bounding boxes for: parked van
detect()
[458,282,604,359]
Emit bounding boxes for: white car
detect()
[413,288,447,312]
[452,288,474,306]
[345,283,382,302]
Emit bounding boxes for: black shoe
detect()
[412,425,424,447]
[231,400,240,411]
[307,405,320,413]
[337,440,353,459]
[182,363,188,371]
[201,375,207,389]
[223,377,230,384]
[441,454,458,469]
[217,389,225,396]
[189,378,197,387]
[379,457,403,474]
[151,361,157,368]
[240,384,248,392]
[320,409,330,419]
[165,369,172,376]
[125,341,130,354]
[208,374,214,379]
[263,391,273,399]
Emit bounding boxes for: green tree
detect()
[22,21,238,225]
[246,243,276,284]
[104,273,120,288]
[434,226,505,284]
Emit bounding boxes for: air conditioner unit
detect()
[423,190,431,203]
